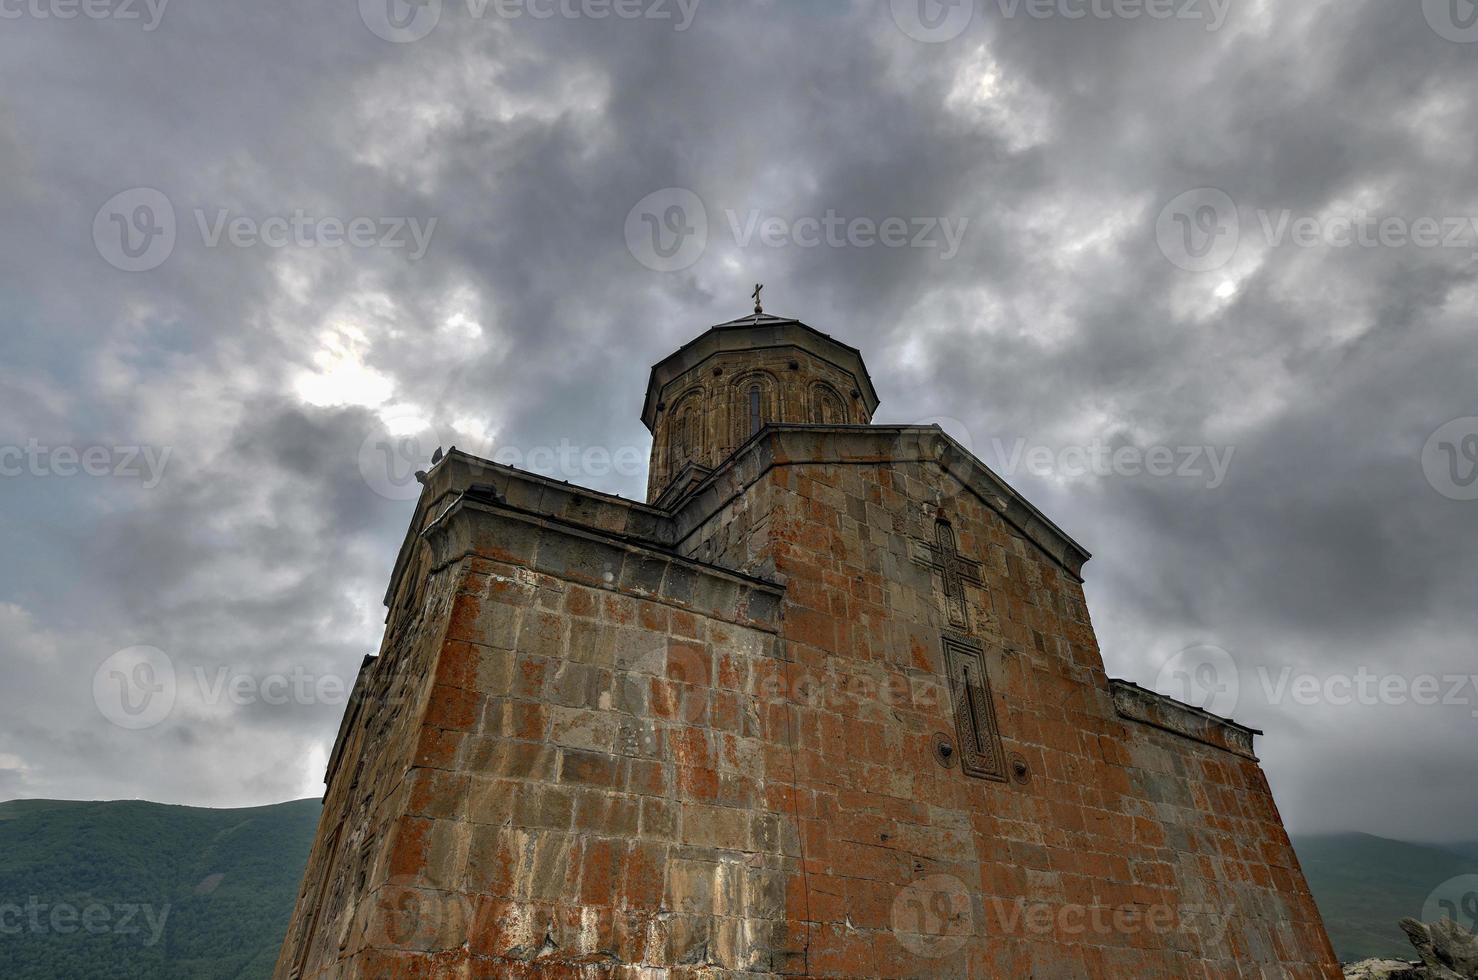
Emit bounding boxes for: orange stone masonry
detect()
[276,315,1340,979]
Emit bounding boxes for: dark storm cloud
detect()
[0,0,1473,837]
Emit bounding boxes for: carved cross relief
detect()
[916,517,1008,782]
[920,519,984,631]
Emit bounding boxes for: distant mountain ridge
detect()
[1440,841,1478,863]
[1292,832,1478,962]
[0,797,1472,975]
[0,797,320,980]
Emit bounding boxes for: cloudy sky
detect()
[1,0,1474,843]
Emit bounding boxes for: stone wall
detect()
[277,426,1340,978]
[281,501,806,976]
[726,450,1338,977]
[275,553,463,979]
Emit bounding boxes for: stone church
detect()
[276,310,1341,978]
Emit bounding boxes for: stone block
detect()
[559,748,623,789]
[573,790,640,837]
[640,797,678,840]
[548,706,618,753]
[513,785,574,831]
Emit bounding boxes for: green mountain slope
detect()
[0,797,321,980]
[1292,832,1478,963]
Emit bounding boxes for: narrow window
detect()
[748,386,762,436]
[686,410,701,461]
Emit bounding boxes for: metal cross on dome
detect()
[752,283,764,315]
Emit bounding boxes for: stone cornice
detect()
[420,494,784,632]
[381,423,1094,614]
[666,424,1093,580]
[1109,679,1261,760]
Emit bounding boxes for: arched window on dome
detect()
[810,382,848,424]
[685,407,702,462]
[667,390,703,478]
[731,372,778,448]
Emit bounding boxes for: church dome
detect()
[642,310,879,503]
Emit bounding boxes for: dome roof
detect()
[640,312,880,432]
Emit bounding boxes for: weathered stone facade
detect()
[276,314,1341,978]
